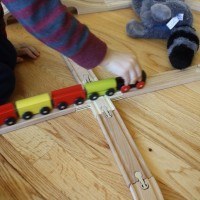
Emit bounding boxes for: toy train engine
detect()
[84,70,147,100]
[116,70,147,93]
[52,84,86,110]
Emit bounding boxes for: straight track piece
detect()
[0,106,78,135]
[62,0,199,14]
[91,96,164,200]
[63,56,98,83]
[62,0,131,14]
[111,64,200,101]
[65,58,164,199]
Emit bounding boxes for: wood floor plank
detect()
[0,137,69,199]
[3,110,132,199]
[114,85,200,199]
[7,23,77,102]
[1,6,200,200]
[133,135,200,200]
[0,154,44,200]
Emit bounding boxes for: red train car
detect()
[51,84,86,110]
[0,103,18,126]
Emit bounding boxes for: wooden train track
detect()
[1,3,200,198]
[1,60,200,134]
[91,96,164,199]
[61,0,200,14]
[1,57,200,198]
[61,0,131,14]
[65,58,164,199]
[111,64,200,101]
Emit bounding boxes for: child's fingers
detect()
[27,46,40,57]
[135,64,142,82]
[22,47,38,59]
[129,69,137,85]
[123,72,130,86]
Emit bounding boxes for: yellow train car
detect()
[15,93,52,120]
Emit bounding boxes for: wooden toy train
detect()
[0,71,146,126]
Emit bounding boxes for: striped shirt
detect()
[1,0,107,69]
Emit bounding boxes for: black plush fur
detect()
[168,44,195,69]
[167,27,199,69]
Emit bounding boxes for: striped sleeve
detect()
[2,0,107,69]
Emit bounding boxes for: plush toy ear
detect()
[167,26,199,69]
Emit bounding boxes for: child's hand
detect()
[15,43,40,63]
[99,48,142,85]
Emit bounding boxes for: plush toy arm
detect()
[131,0,143,15]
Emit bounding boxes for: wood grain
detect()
[114,85,200,199]
[0,6,200,200]
[2,110,133,200]
[96,109,164,199]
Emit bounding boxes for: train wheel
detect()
[75,98,84,105]
[22,111,33,120]
[120,85,131,93]
[40,107,51,115]
[136,81,145,89]
[5,117,16,126]
[106,88,115,96]
[89,93,99,101]
[58,102,68,110]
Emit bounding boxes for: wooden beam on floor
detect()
[61,0,200,14]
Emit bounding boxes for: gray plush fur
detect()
[126,0,193,39]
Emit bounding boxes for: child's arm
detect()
[2,0,141,84]
[2,0,106,69]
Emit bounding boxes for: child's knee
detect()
[0,63,15,105]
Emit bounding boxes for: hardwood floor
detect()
[0,7,200,200]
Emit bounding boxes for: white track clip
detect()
[135,171,149,190]
[92,96,115,118]
[63,56,98,84]
[81,69,98,83]
[101,105,113,118]
[82,74,92,84]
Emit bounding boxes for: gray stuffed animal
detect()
[126,0,199,69]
